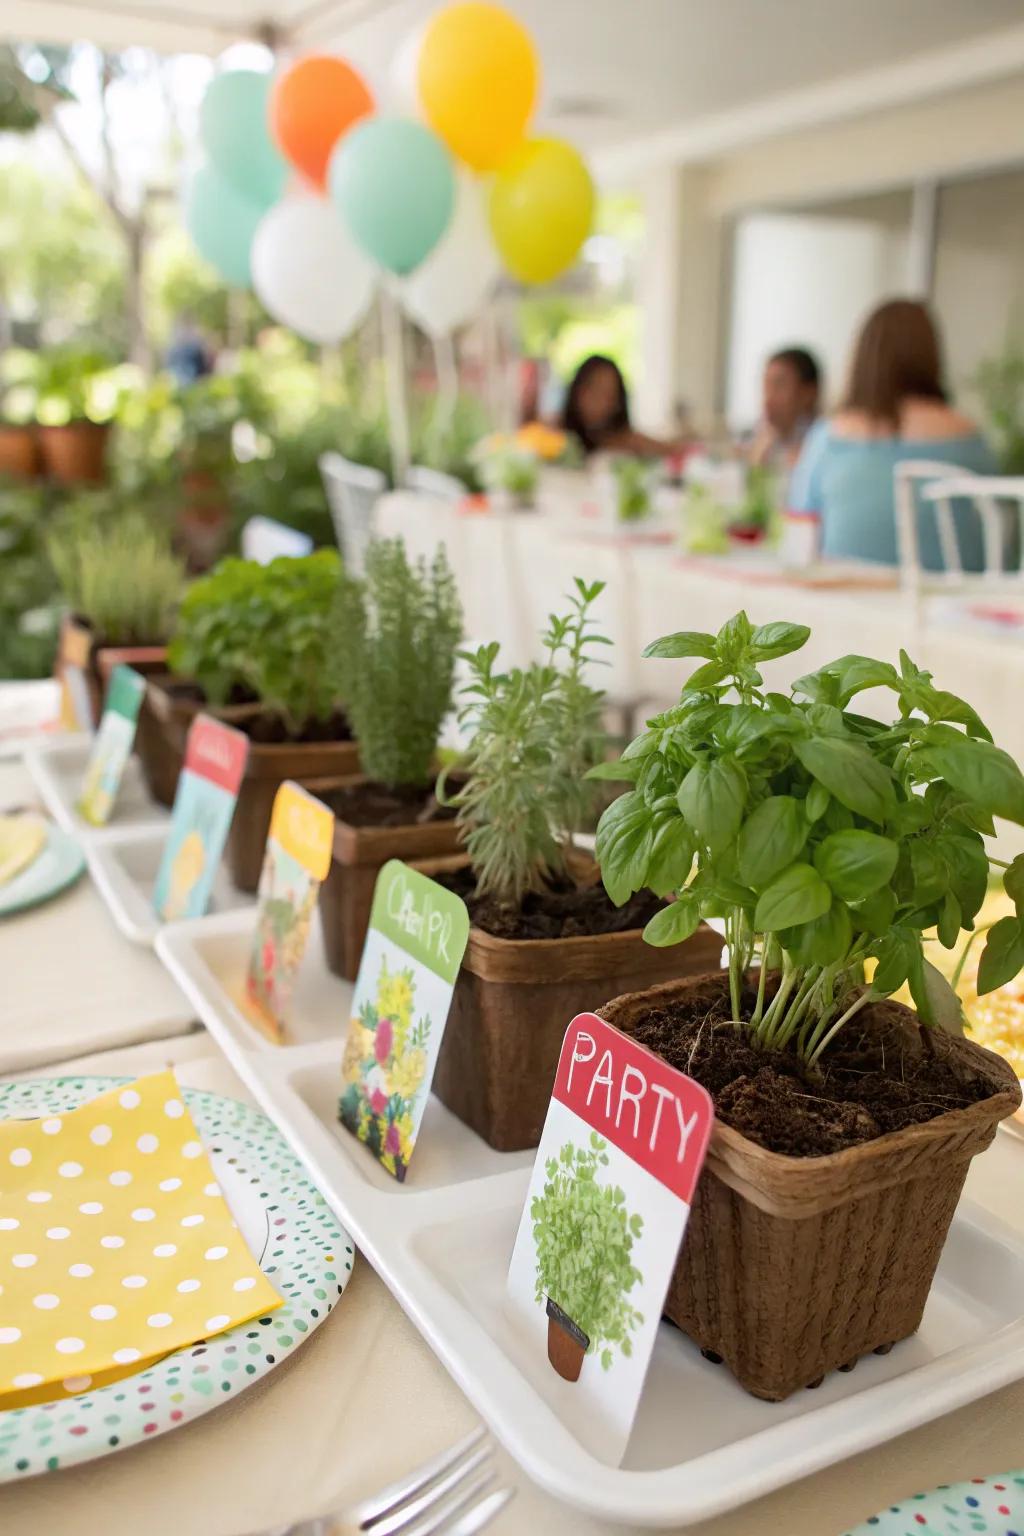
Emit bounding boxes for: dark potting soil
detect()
[629,974,999,1157]
[325,780,456,829]
[437,865,663,941]
[161,680,352,745]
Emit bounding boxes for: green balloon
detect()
[184,164,264,288]
[200,70,287,207]
[329,118,455,276]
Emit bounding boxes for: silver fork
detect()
[269,1426,513,1536]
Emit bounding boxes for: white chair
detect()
[405,465,468,502]
[894,462,1022,601]
[319,452,387,576]
[240,516,313,564]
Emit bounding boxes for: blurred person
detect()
[789,299,996,568]
[166,314,213,387]
[561,354,686,458]
[749,347,821,470]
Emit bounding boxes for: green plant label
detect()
[507,1012,714,1465]
[77,665,147,827]
[338,861,469,1182]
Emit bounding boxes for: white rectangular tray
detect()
[25,734,170,840]
[155,906,1024,1528]
[87,825,255,946]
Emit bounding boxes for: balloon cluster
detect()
[185,1,595,343]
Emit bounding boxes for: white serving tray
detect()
[87,824,255,946]
[155,906,1024,1528]
[24,733,170,840]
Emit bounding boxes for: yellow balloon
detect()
[489,138,595,285]
[418,2,538,172]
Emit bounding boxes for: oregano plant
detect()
[443,578,609,908]
[333,538,462,788]
[592,610,1024,1066]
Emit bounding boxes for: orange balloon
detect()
[269,55,374,191]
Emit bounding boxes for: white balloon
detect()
[251,197,377,345]
[398,170,501,337]
[388,24,426,117]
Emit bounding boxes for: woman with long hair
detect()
[789,299,996,567]
[560,354,684,458]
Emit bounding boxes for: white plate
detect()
[155,906,1024,1527]
[86,826,255,947]
[24,736,170,841]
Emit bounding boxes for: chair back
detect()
[893,461,1016,595]
[319,452,387,575]
[406,465,468,502]
[240,516,313,565]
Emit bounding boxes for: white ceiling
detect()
[7,0,1024,163]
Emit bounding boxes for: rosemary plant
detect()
[594,610,1024,1067]
[49,512,186,644]
[333,538,462,788]
[447,578,608,908]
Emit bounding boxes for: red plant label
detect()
[183,715,249,793]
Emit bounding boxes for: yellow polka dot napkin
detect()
[0,1071,280,1408]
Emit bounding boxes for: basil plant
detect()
[593,611,1024,1067]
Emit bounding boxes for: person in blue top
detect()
[788,299,996,568]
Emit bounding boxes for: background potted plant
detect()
[33,344,117,484]
[595,610,1023,1399]
[532,1132,644,1383]
[47,505,185,726]
[427,578,723,1152]
[150,550,357,889]
[0,349,40,480]
[319,537,463,980]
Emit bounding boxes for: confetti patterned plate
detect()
[0,1076,354,1480]
[845,1471,1024,1534]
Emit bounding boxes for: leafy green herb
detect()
[48,510,185,644]
[594,611,1024,1065]
[332,537,462,788]
[531,1133,644,1370]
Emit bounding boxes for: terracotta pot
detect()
[599,974,1023,1401]
[319,783,463,981]
[546,1302,587,1384]
[418,854,725,1153]
[0,423,40,480]
[38,421,110,484]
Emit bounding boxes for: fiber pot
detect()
[319,784,463,982]
[420,855,725,1153]
[599,973,1022,1402]
[37,421,110,485]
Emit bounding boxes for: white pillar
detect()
[635,166,684,434]
[907,180,938,297]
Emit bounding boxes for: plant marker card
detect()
[244,781,335,1043]
[77,664,147,826]
[339,859,469,1182]
[152,714,248,922]
[507,1012,714,1465]
[57,617,95,731]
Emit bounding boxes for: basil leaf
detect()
[922,736,1024,825]
[940,833,989,926]
[677,756,747,853]
[642,630,716,660]
[853,886,896,937]
[872,928,916,994]
[736,796,805,889]
[909,842,949,905]
[1004,854,1024,915]
[937,890,961,950]
[813,829,899,900]
[642,893,701,948]
[977,915,1024,995]
[805,780,829,822]
[645,817,696,898]
[586,759,642,783]
[683,660,730,691]
[595,791,653,906]
[794,736,896,823]
[918,959,966,1036]
[785,900,853,967]
[754,862,832,932]
[749,621,810,660]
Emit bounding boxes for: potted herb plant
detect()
[319,538,463,981]
[533,1132,644,1383]
[427,578,723,1152]
[146,550,357,889]
[33,345,117,484]
[47,507,186,727]
[594,611,1023,1400]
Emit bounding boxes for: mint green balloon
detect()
[184,164,263,288]
[329,118,455,276]
[200,70,287,207]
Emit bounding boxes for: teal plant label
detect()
[339,860,469,1182]
[77,666,147,826]
[152,715,249,922]
[507,1012,715,1464]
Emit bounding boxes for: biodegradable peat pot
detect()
[421,855,725,1153]
[599,973,1022,1402]
[38,421,110,485]
[0,423,40,479]
[546,1299,587,1383]
[319,782,463,982]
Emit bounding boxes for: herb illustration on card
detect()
[339,860,469,1182]
[77,664,147,826]
[152,715,248,922]
[245,782,334,1042]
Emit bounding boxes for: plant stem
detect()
[768,965,822,1051]
[727,914,742,1026]
[806,989,875,1070]
[755,960,797,1047]
[951,925,990,990]
[750,946,770,1029]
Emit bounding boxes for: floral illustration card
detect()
[507,1012,714,1465]
[339,859,469,1182]
[244,781,335,1043]
[152,715,249,922]
[77,664,147,826]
